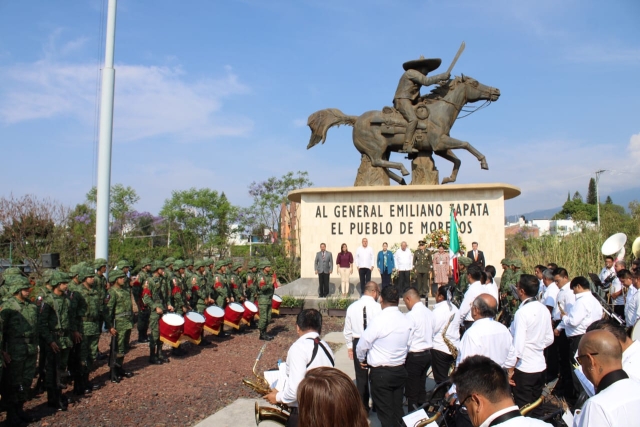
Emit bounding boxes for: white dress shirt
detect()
[542,282,559,309]
[510,299,554,373]
[623,340,640,381]
[432,300,461,355]
[554,282,575,321]
[537,278,546,301]
[406,301,434,353]
[343,295,382,349]
[459,281,494,322]
[625,286,638,326]
[575,378,640,427]
[355,246,374,269]
[480,406,553,427]
[356,306,411,367]
[457,317,516,368]
[599,266,616,283]
[609,277,624,306]
[558,291,603,337]
[394,247,413,271]
[276,331,335,406]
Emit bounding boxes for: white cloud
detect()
[0,58,252,142]
[629,133,640,164]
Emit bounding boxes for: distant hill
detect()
[506,207,560,223]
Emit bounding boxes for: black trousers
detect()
[614,304,625,317]
[318,272,330,297]
[370,365,407,427]
[397,271,411,292]
[415,272,429,296]
[512,369,545,410]
[557,329,574,398]
[569,334,584,397]
[381,272,392,289]
[544,333,559,382]
[430,348,454,384]
[405,350,432,412]
[352,338,371,411]
[285,407,298,427]
[359,268,371,294]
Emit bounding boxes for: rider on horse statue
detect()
[394,56,450,154]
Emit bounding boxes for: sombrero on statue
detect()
[402,55,442,73]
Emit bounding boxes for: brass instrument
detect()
[413,406,444,427]
[520,378,557,416]
[242,344,290,425]
[442,313,458,375]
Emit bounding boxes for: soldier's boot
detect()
[259,330,273,341]
[198,331,211,346]
[73,371,85,396]
[47,388,67,411]
[138,329,149,343]
[171,346,186,356]
[148,346,162,365]
[110,361,121,384]
[156,343,169,364]
[116,357,134,378]
[16,402,36,423]
[35,374,46,395]
[84,373,101,392]
[6,406,22,426]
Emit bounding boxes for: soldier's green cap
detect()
[500,258,510,265]
[511,259,522,268]
[94,258,108,269]
[108,269,125,283]
[140,258,152,267]
[7,275,31,294]
[50,272,72,287]
[42,269,54,284]
[116,259,131,269]
[458,257,473,267]
[69,264,83,276]
[259,261,272,269]
[205,258,214,266]
[225,258,233,265]
[247,261,256,269]
[3,267,22,276]
[232,262,243,271]
[185,259,194,267]
[164,257,175,265]
[194,259,207,269]
[152,261,165,272]
[214,260,225,270]
[173,260,185,269]
[78,267,95,282]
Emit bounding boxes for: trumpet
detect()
[242,344,290,426]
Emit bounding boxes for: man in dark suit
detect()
[314,243,334,297]
[466,242,485,269]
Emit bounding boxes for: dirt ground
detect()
[5,315,346,427]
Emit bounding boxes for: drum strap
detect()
[306,337,335,368]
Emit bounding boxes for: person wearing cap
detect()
[413,240,432,298]
[94,258,108,299]
[457,256,473,293]
[185,259,195,276]
[104,269,134,382]
[38,272,77,411]
[33,269,54,394]
[229,262,245,303]
[75,267,102,393]
[65,268,84,396]
[244,261,259,328]
[256,261,275,341]
[135,258,153,344]
[0,275,39,424]
[142,262,173,364]
[0,267,24,302]
[214,260,232,308]
[115,259,131,292]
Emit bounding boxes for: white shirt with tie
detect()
[510,298,554,373]
[356,306,412,367]
[557,291,603,337]
[554,282,575,321]
[457,317,516,368]
[405,301,434,353]
[431,300,460,355]
[343,295,382,349]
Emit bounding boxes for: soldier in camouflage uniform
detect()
[256,261,275,341]
[229,262,245,302]
[39,272,78,411]
[104,270,134,382]
[33,269,54,394]
[75,267,102,393]
[205,258,215,286]
[511,259,523,286]
[142,262,171,364]
[190,260,216,343]
[66,266,84,395]
[245,261,258,303]
[0,275,38,424]
[164,257,175,283]
[116,259,131,292]
[135,258,152,343]
[457,256,473,293]
[185,259,195,277]
[412,240,432,298]
[213,260,231,308]
[0,267,23,303]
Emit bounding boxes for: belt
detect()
[115,312,132,318]
[369,364,404,370]
[409,349,431,354]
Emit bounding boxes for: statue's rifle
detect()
[445,41,466,76]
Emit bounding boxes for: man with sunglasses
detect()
[574,330,640,427]
[451,355,551,426]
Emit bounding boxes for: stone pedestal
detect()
[284,184,520,295]
[410,152,439,185]
[354,154,390,186]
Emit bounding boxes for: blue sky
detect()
[1,0,639,217]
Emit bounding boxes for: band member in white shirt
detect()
[507,274,554,409]
[459,266,494,331]
[553,268,576,399]
[574,330,640,427]
[356,286,412,427]
[431,285,461,383]
[451,356,552,427]
[534,264,547,300]
[265,309,335,427]
[394,241,413,292]
[599,255,616,285]
[343,281,382,411]
[402,287,434,411]
[457,294,516,369]
[355,238,375,294]
[541,268,560,383]
[587,319,640,381]
[618,269,638,326]
[554,276,603,399]
[609,261,626,317]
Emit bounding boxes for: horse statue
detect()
[306,74,500,185]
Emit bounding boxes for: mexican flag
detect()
[449,207,460,284]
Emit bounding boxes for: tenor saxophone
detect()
[442,313,458,374]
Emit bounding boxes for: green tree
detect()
[573,191,583,202]
[552,197,597,222]
[586,178,597,205]
[605,195,613,205]
[86,184,140,237]
[160,188,238,257]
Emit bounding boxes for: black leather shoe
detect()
[120,370,134,379]
[259,332,274,341]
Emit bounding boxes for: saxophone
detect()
[442,313,458,371]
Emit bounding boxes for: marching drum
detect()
[272,294,283,315]
[224,302,245,329]
[242,301,258,325]
[182,311,205,344]
[159,313,184,348]
[204,306,224,335]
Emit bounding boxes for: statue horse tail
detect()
[306,108,357,149]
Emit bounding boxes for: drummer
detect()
[245,261,258,328]
[169,260,191,356]
[229,262,245,303]
[142,261,173,365]
[192,259,216,343]
[214,260,232,308]
[257,261,276,341]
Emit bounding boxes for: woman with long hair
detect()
[336,243,353,296]
[298,367,369,427]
